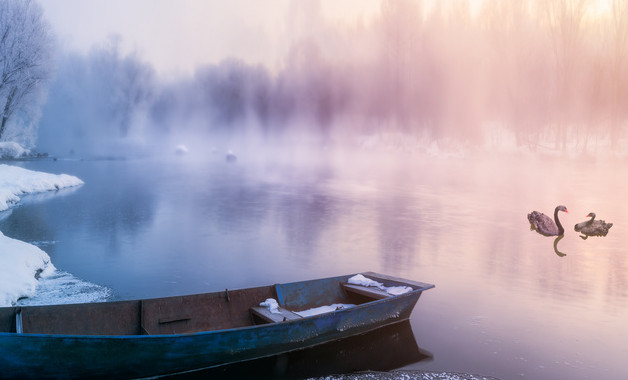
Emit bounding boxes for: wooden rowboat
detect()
[0,272,434,379]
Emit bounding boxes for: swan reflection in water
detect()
[553,235,567,257]
[574,212,613,240]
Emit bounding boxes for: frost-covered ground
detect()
[0,230,56,306]
[0,141,30,159]
[0,163,83,211]
[0,163,108,306]
[312,370,500,380]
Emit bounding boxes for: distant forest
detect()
[36,0,628,153]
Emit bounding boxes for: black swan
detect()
[574,212,613,237]
[527,205,568,236]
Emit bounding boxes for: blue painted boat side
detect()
[0,273,433,379]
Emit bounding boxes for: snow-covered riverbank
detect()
[0,163,84,211]
[0,231,56,306]
[0,164,85,306]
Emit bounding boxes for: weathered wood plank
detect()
[250,306,301,323]
[341,283,391,300]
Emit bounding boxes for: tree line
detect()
[5,0,628,153]
[0,0,52,147]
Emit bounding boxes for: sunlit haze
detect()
[2,1,628,378]
[39,0,382,76]
[29,0,628,158]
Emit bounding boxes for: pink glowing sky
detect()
[39,0,381,76]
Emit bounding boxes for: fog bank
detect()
[37,0,628,157]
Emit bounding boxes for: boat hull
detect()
[0,273,433,379]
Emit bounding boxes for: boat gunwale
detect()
[1,275,434,339]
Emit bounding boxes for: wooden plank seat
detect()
[250,306,302,323]
[341,283,391,300]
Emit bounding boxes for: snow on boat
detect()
[0,272,434,379]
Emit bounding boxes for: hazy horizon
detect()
[32,0,628,158]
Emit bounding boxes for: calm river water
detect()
[2,148,627,379]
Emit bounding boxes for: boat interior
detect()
[0,273,422,336]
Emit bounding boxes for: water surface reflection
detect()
[169,321,430,379]
[2,151,627,379]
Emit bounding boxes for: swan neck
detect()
[554,208,564,234]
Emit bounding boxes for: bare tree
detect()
[379,0,423,129]
[90,37,154,137]
[0,0,53,142]
[480,0,553,149]
[607,0,628,147]
[539,0,591,150]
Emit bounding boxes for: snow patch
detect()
[295,303,355,318]
[348,274,385,289]
[348,274,413,295]
[0,164,84,211]
[0,230,56,306]
[175,144,188,155]
[0,164,88,306]
[16,271,111,306]
[226,150,237,162]
[260,298,280,314]
[0,141,29,158]
[386,286,413,296]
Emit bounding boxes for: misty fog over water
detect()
[3,149,627,379]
